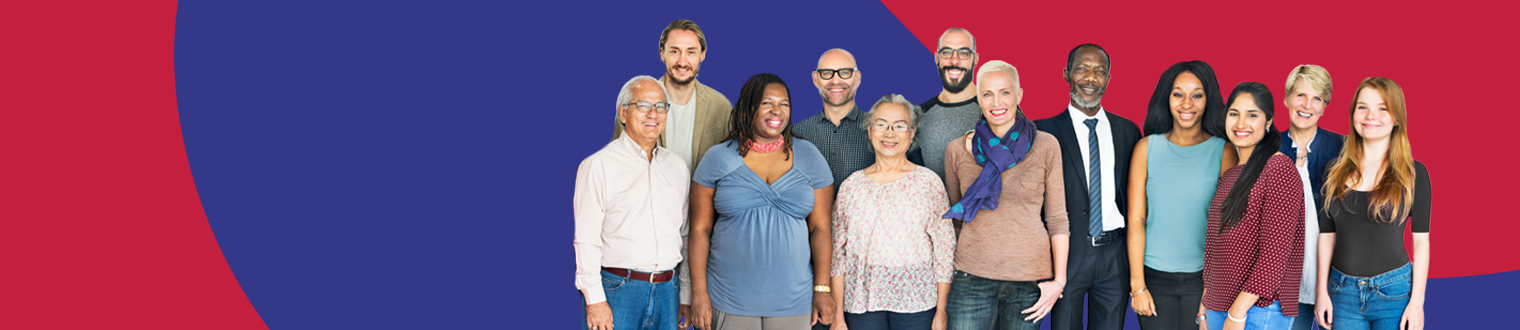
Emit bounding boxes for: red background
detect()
[1,1,267,328]
[884,0,1519,278]
[0,0,1512,328]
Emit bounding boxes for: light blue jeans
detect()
[1206,301,1293,330]
[582,269,679,330]
[1327,264,1412,330]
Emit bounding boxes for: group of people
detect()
[573,21,1432,330]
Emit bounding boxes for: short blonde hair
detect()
[976,60,1019,88]
[1284,64,1332,106]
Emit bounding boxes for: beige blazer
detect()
[611,76,732,172]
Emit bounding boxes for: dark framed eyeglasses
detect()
[623,101,671,113]
[870,122,912,132]
[937,47,975,59]
[815,68,856,80]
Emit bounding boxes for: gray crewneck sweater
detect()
[912,96,982,181]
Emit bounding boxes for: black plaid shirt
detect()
[794,107,875,195]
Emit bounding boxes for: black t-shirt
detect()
[1321,161,1431,276]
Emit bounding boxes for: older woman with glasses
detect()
[828,94,955,330]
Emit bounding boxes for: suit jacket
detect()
[1034,109,1141,259]
[611,76,733,172]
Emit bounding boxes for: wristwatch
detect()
[1195,313,1205,325]
[813,285,832,293]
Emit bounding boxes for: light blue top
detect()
[694,139,833,317]
[1143,134,1225,273]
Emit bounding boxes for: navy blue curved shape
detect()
[177,0,933,328]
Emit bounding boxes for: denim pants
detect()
[1290,303,1318,330]
[1328,264,1412,330]
[946,270,1043,330]
[844,309,935,330]
[583,269,679,330]
[1205,301,1293,330]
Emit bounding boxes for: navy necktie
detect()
[1084,118,1103,239]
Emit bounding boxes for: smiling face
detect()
[977,70,1021,129]
[937,30,977,93]
[751,83,792,143]
[1287,80,1327,131]
[660,29,704,86]
[1169,71,1207,130]
[814,50,860,107]
[1353,87,1397,141]
[1065,46,1110,110]
[868,102,914,158]
[1225,92,1269,150]
[619,80,668,145]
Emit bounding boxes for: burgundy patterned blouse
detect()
[1203,154,1306,317]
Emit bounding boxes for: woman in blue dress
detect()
[688,73,837,330]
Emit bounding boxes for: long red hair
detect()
[1322,77,1416,224]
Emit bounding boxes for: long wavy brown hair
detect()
[1322,77,1416,224]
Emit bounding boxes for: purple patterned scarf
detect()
[943,111,1037,222]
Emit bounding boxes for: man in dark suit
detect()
[1034,44,1141,330]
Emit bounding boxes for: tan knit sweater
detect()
[944,131,1069,282]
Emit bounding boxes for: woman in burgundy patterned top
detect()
[1200,82,1305,330]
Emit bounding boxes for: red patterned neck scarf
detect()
[747,137,784,153]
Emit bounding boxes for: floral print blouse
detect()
[830,166,956,313]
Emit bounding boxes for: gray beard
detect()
[1069,90,1103,110]
[820,91,854,107]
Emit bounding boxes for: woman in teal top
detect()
[1124,61,1238,330]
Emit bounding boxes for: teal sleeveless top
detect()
[1143,134,1226,272]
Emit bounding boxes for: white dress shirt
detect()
[573,132,691,305]
[664,92,698,171]
[1294,146,1321,304]
[1068,105,1124,231]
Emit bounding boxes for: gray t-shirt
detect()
[911,96,981,180]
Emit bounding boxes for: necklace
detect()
[747,138,784,153]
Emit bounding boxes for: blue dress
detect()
[694,139,833,317]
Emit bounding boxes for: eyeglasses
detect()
[937,47,975,59]
[816,68,856,80]
[870,122,912,132]
[623,101,671,113]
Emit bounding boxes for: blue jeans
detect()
[583,269,679,330]
[844,309,935,330]
[946,270,1042,330]
[1290,303,1318,330]
[1328,264,1412,330]
[1206,301,1293,330]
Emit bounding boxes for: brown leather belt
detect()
[602,267,675,283]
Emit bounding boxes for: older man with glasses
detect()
[577,76,693,330]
